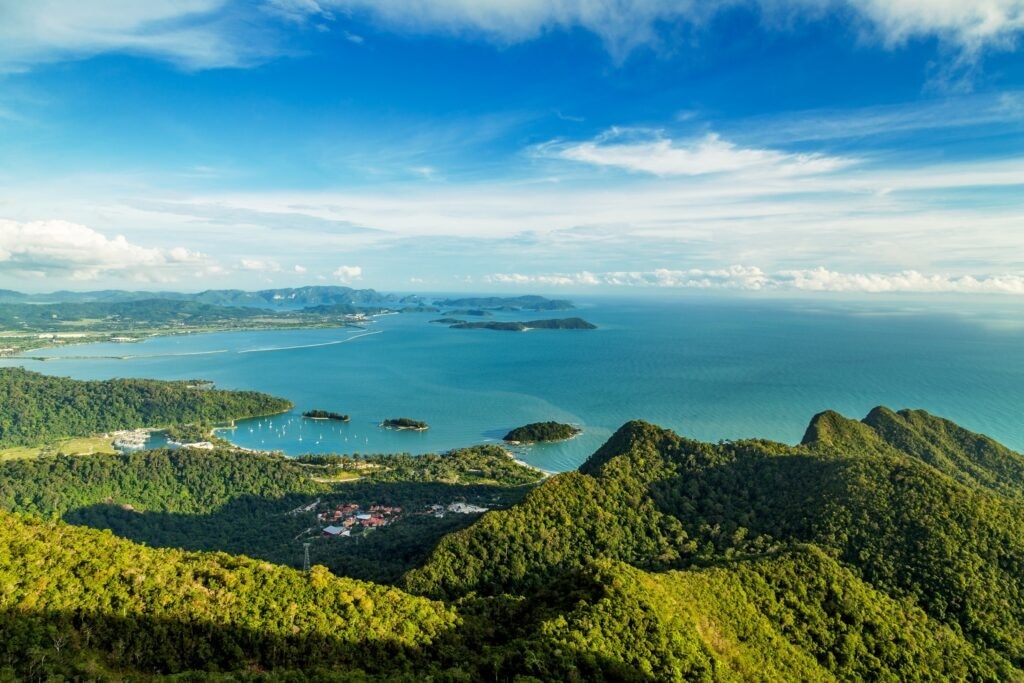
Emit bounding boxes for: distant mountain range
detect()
[0,286,414,309]
[0,287,574,311]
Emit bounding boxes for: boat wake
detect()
[237,330,382,354]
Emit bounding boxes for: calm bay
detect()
[4,296,1023,472]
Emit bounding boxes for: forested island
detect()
[5,371,1024,679]
[302,409,350,422]
[380,417,429,431]
[504,421,581,443]
[449,317,597,331]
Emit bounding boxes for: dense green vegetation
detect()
[0,367,291,447]
[0,511,461,680]
[404,409,1024,677]
[381,417,429,430]
[302,409,350,422]
[3,384,1024,678]
[0,447,318,518]
[450,317,597,331]
[504,421,581,443]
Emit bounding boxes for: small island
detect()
[302,409,350,422]
[504,421,581,444]
[449,317,597,332]
[381,417,429,431]
[444,309,492,317]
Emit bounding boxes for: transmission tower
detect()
[303,542,311,573]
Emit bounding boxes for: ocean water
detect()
[4,297,1024,472]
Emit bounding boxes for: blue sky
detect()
[1,1,1023,295]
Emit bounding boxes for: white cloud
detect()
[483,266,1024,294]
[333,264,363,283]
[240,258,282,272]
[0,219,215,281]
[545,129,850,177]
[325,0,1024,58]
[0,0,266,71]
[777,267,1024,293]
[294,264,308,274]
[484,271,602,287]
[855,1,1024,53]
[2,1,1020,73]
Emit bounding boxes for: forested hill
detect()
[404,408,1024,675]
[0,367,291,447]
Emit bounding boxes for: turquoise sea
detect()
[4,297,1024,472]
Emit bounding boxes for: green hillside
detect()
[0,511,458,680]
[4,399,1024,679]
[407,409,1024,674]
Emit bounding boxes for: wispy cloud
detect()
[855,0,1024,53]
[263,0,333,24]
[325,1,1024,61]
[724,91,1024,145]
[2,1,1021,73]
[484,266,1024,294]
[541,128,852,177]
[0,219,218,281]
[0,0,274,71]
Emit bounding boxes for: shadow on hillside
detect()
[0,604,456,680]
[648,452,849,547]
[0,587,661,682]
[63,481,532,586]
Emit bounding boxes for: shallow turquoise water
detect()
[5,297,1024,471]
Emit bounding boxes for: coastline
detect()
[499,445,555,477]
[2,319,373,358]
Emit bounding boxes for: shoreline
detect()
[1,319,374,357]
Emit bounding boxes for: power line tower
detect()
[302,542,311,573]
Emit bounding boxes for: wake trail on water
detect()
[23,330,382,361]
[34,349,231,361]
[237,330,382,354]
